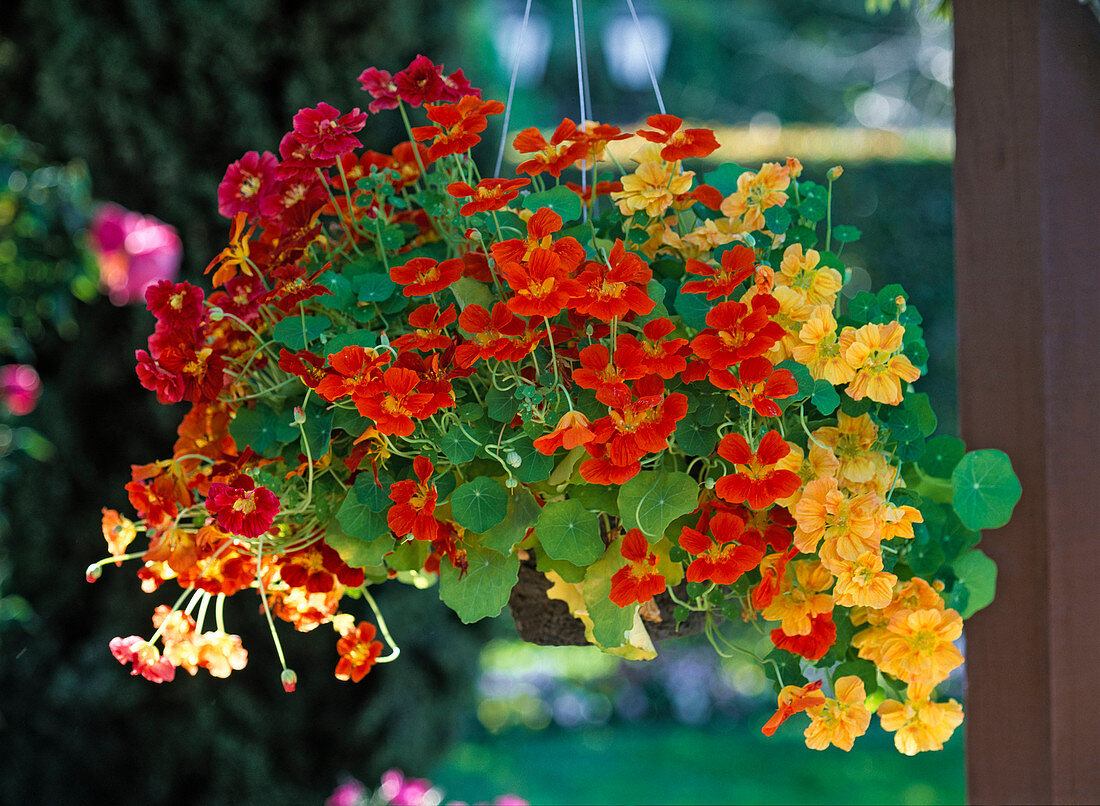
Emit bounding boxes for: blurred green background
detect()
[0,1,959,803]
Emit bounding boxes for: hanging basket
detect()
[507,553,712,646]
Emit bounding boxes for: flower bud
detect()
[505,477,519,489]
[505,451,521,468]
[208,306,225,321]
[292,406,306,425]
[827,165,844,181]
[704,478,716,490]
[281,668,298,693]
[85,564,102,583]
[465,228,482,241]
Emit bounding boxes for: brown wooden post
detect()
[954,1,1100,802]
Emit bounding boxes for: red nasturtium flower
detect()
[279,543,365,593]
[572,239,655,321]
[390,256,463,297]
[691,295,787,370]
[636,114,721,161]
[499,249,583,319]
[358,67,401,112]
[110,636,176,683]
[682,244,758,300]
[613,318,689,380]
[447,177,530,216]
[394,54,446,107]
[772,611,837,661]
[356,366,433,436]
[513,119,589,178]
[388,455,440,541]
[205,478,280,538]
[412,96,504,162]
[335,621,384,682]
[218,150,278,219]
[609,529,667,607]
[679,512,765,585]
[715,430,802,510]
[315,345,389,403]
[711,356,799,418]
[490,207,586,268]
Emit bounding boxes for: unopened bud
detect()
[505,477,519,489]
[704,478,716,490]
[281,668,298,693]
[505,451,521,468]
[208,306,225,321]
[85,564,102,583]
[894,295,906,313]
[465,228,482,241]
[292,406,306,425]
[827,165,844,182]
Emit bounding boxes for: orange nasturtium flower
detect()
[101,508,138,562]
[761,680,826,736]
[792,305,857,385]
[720,162,793,233]
[533,411,595,455]
[447,177,530,216]
[803,675,873,751]
[877,686,964,755]
[636,114,721,161]
[611,153,695,219]
[334,621,384,683]
[843,321,921,406]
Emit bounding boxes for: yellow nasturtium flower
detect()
[804,675,873,751]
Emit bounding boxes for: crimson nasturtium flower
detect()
[334,621,384,683]
[217,150,278,219]
[110,636,176,683]
[357,67,400,113]
[636,114,721,161]
[679,512,764,585]
[394,54,446,107]
[772,611,837,661]
[390,256,463,297]
[388,455,441,542]
[533,411,595,456]
[608,529,667,607]
[447,177,530,216]
[205,479,280,538]
[291,102,367,163]
[715,430,802,510]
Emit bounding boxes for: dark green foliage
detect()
[0,0,465,275]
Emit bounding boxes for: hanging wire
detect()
[576,0,594,128]
[571,0,589,221]
[494,0,534,178]
[624,0,667,115]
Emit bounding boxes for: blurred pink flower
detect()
[380,769,442,806]
[89,203,182,306]
[0,364,41,415]
[324,778,367,806]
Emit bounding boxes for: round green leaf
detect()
[832,224,862,243]
[438,543,520,623]
[450,477,508,533]
[522,185,582,222]
[919,435,966,479]
[618,471,700,541]
[951,549,997,618]
[536,499,603,566]
[272,315,329,349]
[674,417,717,457]
[509,437,554,484]
[951,449,1022,530]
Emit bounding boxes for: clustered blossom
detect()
[93,57,999,760]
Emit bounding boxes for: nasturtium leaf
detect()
[903,392,937,438]
[522,185,582,222]
[332,406,367,436]
[763,647,808,692]
[536,499,604,566]
[486,385,520,422]
[784,225,819,249]
[325,520,393,568]
[478,488,540,554]
[440,420,491,465]
[885,408,922,445]
[378,224,405,251]
[582,540,638,648]
[357,272,396,303]
[509,437,555,483]
[694,395,728,426]
[762,205,792,235]
[626,226,649,246]
[920,435,966,479]
[832,224,862,243]
[450,477,508,533]
[908,519,947,577]
[951,449,1022,531]
[777,360,813,411]
[942,509,981,562]
[703,162,748,197]
[565,483,619,517]
[456,402,485,422]
[344,472,395,514]
[449,276,494,311]
[386,538,430,572]
[434,471,457,504]
[839,392,873,417]
[272,315,329,350]
[810,379,841,415]
[798,198,826,223]
[229,403,297,456]
[438,542,520,623]
[618,471,700,540]
[904,340,930,370]
[951,549,997,618]
[634,280,670,325]
[817,250,844,270]
[324,330,378,356]
[299,401,333,460]
[674,285,712,331]
[846,291,879,325]
[833,659,879,695]
[317,272,354,308]
[674,416,718,457]
[536,551,587,583]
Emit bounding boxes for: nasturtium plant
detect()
[92,55,1021,758]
